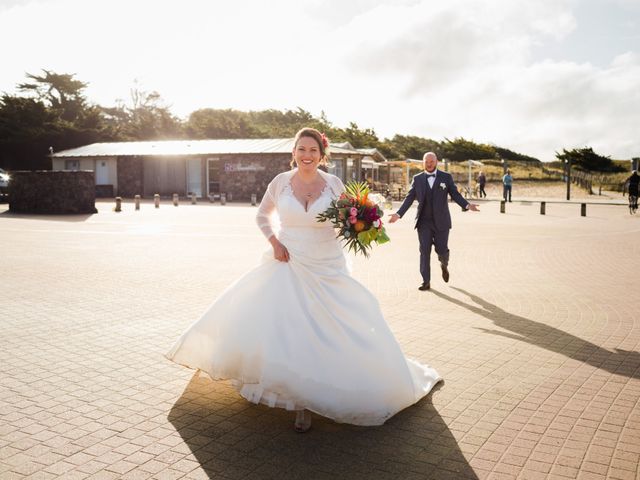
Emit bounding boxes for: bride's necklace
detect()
[295,175,322,198]
[292,174,324,212]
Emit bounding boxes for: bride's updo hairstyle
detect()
[290,127,331,168]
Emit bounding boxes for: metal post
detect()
[134,195,140,210]
[115,197,122,212]
[405,159,411,192]
[500,200,505,213]
[581,203,586,217]
[220,193,226,206]
[190,193,196,205]
[173,193,179,206]
[566,159,571,201]
[540,202,545,215]
[154,194,160,208]
[251,193,257,206]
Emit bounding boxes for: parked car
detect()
[0,168,10,199]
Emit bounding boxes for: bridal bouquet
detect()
[317,181,390,257]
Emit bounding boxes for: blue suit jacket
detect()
[396,170,469,230]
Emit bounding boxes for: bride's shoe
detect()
[294,409,312,433]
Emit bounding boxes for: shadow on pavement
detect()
[168,372,477,480]
[0,210,95,222]
[432,287,640,379]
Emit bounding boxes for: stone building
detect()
[50,139,388,200]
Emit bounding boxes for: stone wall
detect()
[220,154,291,201]
[9,171,97,214]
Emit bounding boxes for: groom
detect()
[389,152,479,291]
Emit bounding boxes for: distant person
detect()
[477,171,487,198]
[502,169,513,202]
[626,170,639,214]
[389,152,479,291]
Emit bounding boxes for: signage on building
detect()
[224,162,266,172]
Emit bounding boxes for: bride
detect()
[166,127,441,432]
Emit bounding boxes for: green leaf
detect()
[375,229,390,245]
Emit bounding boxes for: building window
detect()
[65,160,80,171]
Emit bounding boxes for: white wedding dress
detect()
[166,170,441,426]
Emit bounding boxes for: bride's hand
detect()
[269,237,290,262]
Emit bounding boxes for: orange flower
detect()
[354,220,366,232]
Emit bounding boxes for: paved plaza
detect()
[1,196,639,479]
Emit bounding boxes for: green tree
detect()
[380,134,442,160]
[103,85,183,140]
[555,147,624,172]
[441,137,496,161]
[332,122,380,149]
[1,71,117,169]
[186,108,254,138]
[494,146,540,163]
[18,69,90,123]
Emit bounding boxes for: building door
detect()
[187,158,202,197]
[96,160,109,184]
[207,158,220,195]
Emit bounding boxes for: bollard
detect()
[500,200,505,213]
[228,192,233,202]
[190,193,197,205]
[115,197,122,212]
[134,195,140,211]
[154,194,160,208]
[540,201,545,215]
[220,193,226,206]
[173,193,179,206]
[581,203,586,217]
[251,193,257,206]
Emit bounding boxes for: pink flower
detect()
[320,133,329,149]
[349,216,357,224]
[350,207,357,216]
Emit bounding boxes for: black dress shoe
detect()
[441,265,449,283]
[418,283,430,291]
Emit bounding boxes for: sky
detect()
[1,0,639,162]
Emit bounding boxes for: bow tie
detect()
[426,173,436,178]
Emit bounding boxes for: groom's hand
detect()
[468,203,480,212]
[389,213,400,223]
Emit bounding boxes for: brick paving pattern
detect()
[1,197,638,479]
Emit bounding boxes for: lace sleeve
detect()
[334,176,346,197]
[256,177,278,240]
[326,175,346,199]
